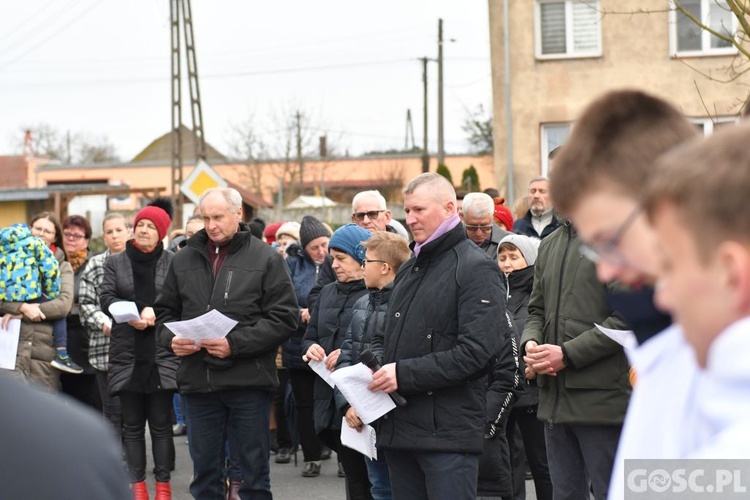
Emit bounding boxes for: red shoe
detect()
[155,481,171,500]
[132,481,149,500]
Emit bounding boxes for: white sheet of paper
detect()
[595,323,638,362]
[164,309,238,343]
[330,363,396,424]
[309,356,336,388]
[0,319,21,370]
[340,417,377,460]
[108,301,141,323]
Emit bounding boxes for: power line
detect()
[0,0,58,42]
[0,0,104,72]
[0,0,87,55]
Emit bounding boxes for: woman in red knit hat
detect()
[100,199,179,500]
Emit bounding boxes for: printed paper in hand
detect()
[0,318,21,370]
[340,417,378,460]
[108,301,141,323]
[330,363,396,424]
[164,309,238,343]
[309,356,335,388]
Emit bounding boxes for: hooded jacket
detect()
[155,225,299,394]
[520,223,631,426]
[0,224,60,302]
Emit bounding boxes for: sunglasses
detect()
[352,210,385,222]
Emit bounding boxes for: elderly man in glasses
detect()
[307,190,403,311]
[461,192,511,258]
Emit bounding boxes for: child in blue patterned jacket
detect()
[0,223,82,374]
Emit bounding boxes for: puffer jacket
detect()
[301,279,367,434]
[282,243,321,370]
[100,244,178,396]
[371,222,506,454]
[1,247,73,390]
[0,224,60,301]
[155,225,299,394]
[520,222,631,426]
[505,265,538,407]
[334,284,392,413]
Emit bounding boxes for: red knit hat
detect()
[134,198,173,241]
[263,222,284,245]
[493,203,514,231]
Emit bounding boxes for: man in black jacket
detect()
[155,187,299,500]
[512,177,560,240]
[369,173,507,500]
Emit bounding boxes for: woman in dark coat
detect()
[100,200,178,500]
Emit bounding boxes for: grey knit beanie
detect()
[499,234,539,266]
[299,216,330,249]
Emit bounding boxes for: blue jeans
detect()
[366,454,392,500]
[384,449,479,500]
[173,393,185,426]
[183,389,273,500]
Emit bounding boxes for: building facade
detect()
[489,0,748,201]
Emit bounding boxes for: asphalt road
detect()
[139,434,539,499]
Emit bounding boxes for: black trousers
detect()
[94,370,122,440]
[319,428,372,500]
[120,391,175,483]
[507,405,553,500]
[288,369,322,461]
[274,368,293,449]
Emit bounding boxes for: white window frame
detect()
[534,0,603,60]
[669,0,738,57]
[540,122,572,175]
[689,116,739,135]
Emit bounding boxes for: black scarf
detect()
[124,240,163,392]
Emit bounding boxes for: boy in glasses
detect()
[548,90,701,500]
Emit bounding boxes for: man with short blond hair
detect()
[369,173,507,499]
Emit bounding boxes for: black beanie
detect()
[299,215,330,249]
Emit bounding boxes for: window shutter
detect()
[572,2,600,53]
[540,2,566,54]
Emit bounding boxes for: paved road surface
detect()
[140,433,538,499]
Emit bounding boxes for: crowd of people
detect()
[1,87,749,500]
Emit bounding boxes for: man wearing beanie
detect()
[302,223,372,499]
[369,173,509,499]
[156,187,299,500]
[462,192,511,258]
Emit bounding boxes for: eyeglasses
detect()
[579,206,642,265]
[464,224,493,233]
[63,231,86,241]
[363,259,387,266]
[352,210,385,222]
[31,226,55,236]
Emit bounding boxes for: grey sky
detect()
[0,0,492,161]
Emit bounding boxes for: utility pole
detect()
[437,18,445,167]
[182,0,206,164]
[405,109,415,151]
[170,0,183,225]
[503,0,515,206]
[295,111,304,190]
[421,56,429,173]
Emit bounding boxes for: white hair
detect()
[200,187,243,213]
[351,190,387,212]
[462,192,494,218]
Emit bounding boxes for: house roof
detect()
[0,156,28,188]
[130,124,227,164]
[286,195,338,209]
[226,180,273,208]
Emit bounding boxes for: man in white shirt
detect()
[548,90,705,500]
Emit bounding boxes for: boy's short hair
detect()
[550,90,698,215]
[362,232,411,273]
[644,121,750,262]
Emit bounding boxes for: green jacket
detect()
[520,222,631,426]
